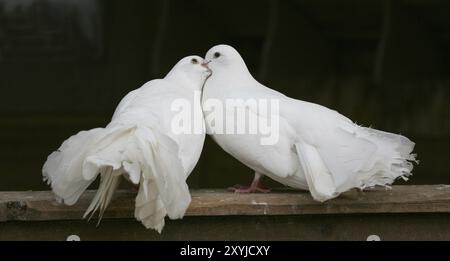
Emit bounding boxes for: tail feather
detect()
[42,124,191,232]
[295,125,417,202]
[354,127,417,190]
[42,128,104,205]
[134,127,191,220]
[83,167,122,224]
[135,179,167,233]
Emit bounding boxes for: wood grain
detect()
[1,185,450,222]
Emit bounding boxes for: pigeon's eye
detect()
[191,58,199,64]
[213,52,221,58]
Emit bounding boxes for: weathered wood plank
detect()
[3,214,450,241]
[1,185,450,222]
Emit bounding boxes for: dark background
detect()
[0,0,449,191]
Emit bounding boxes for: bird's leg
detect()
[228,172,271,193]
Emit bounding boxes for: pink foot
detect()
[228,184,271,193]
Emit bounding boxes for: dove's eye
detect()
[213,52,221,58]
[191,58,199,64]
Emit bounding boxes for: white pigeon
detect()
[43,55,210,232]
[201,44,417,202]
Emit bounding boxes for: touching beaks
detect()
[201,60,211,69]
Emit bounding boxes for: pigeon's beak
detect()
[201,60,212,74]
[201,60,211,69]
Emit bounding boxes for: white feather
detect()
[202,44,417,201]
[43,55,208,232]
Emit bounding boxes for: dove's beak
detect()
[201,60,211,69]
[201,60,212,75]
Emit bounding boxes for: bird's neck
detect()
[165,70,200,92]
[212,65,255,88]
[230,60,252,78]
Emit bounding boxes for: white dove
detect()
[43,55,209,232]
[201,44,417,202]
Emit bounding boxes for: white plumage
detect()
[202,44,417,202]
[43,55,209,232]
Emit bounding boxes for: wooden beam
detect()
[3,214,450,240]
[1,185,450,222]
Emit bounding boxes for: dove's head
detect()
[203,44,250,76]
[165,55,211,91]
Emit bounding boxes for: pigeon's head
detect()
[167,55,212,90]
[203,44,248,75]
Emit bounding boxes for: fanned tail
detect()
[42,124,190,232]
[294,125,418,202]
[356,127,417,190]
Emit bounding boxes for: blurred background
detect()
[0,0,449,191]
